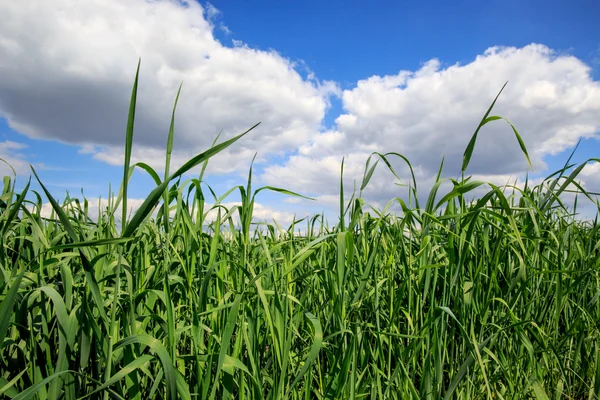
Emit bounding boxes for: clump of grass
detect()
[1,64,599,399]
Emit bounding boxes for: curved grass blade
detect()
[462,81,507,172]
[115,334,187,400]
[123,123,260,238]
[434,180,485,212]
[133,162,162,186]
[80,355,154,399]
[0,157,16,178]
[253,186,314,202]
[285,312,323,399]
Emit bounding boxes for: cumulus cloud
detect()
[0,0,338,174]
[2,2,599,220]
[262,44,600,212]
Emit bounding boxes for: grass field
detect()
[1,66,599,399]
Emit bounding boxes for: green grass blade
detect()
[12,371,74,400]
[0,271,24,349]
[49,237,133,250]
[123,123,259,238]
[0,178,30,237]
[121,59,141,236]
[209,294,242,400]
[133,162,162,186]
[285,312,323,398]
[461,82,507,173]
[80,355,154,399]
[115,335,180,400]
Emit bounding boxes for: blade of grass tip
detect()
[123,122,260,238]
[253,186,315,202]
[240,154,257,245]
[462,81,508,173]
[0,158,16,181]
[121,58,141,236]
[503,117,532,170]
[372,151,420,208]
[360,155,380,192]
[248,153,256,201]
[163,82,183,233]
[435,156,445,184]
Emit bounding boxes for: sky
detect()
[1,0,600,226]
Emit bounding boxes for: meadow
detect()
[1,65,599,399]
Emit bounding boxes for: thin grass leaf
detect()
[0,271,24,349]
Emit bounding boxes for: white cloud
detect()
[577,160,600,198]
[0,140,39,177]
[204,2,221,20]
[0,0,338,174]
[262,44,600,213]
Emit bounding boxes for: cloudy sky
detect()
[1,0,599,225]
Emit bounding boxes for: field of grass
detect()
[1,66,600,399]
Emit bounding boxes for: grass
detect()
[1,64,599,399]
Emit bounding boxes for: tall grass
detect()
[1,66,599,399]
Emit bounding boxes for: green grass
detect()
[1,65,599,399]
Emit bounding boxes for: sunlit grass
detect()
[1,64,599,399]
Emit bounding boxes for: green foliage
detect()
[0,66,599,399]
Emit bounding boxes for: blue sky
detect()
[1,0,599,223]
[210,0,600,83]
